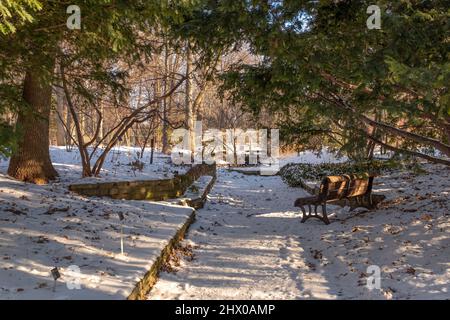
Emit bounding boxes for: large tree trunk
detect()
[8,69,58,184]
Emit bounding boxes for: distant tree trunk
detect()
[125,131,131,148]
[55,86,66,146]
[366,141,376,160]
[161,99,169,154]
[161,41,170,154]
[65,102,73,150]
[444,116,450,144]
[185,43,195,161]
[8,69,58,184]
[366,112,379,160]
[98,103,104,144]
[150,137,155,164]
[79,106,86,144]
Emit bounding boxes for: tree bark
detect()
[8,69,58,184]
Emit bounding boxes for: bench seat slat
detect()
[294,196,320,206]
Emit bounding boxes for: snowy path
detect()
[149,169,323,299]
[149,168,450,300]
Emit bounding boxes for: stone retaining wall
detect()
[127,209,197,300]
[69,163,216,201]
[68,163,217,300]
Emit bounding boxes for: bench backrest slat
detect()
[318,174,374,202]
[346,178,369,197]
[318,175,349,202]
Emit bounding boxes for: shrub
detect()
[279,160,400,187]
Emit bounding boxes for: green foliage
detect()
[0,0,199,158]
[409,162,429,175]
[0,0,42,34]
[279,160,400,186]
[0,122,17,158]
[199,0,450,161]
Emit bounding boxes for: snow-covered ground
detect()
[1,146,449,300]
[0,146,186,184]
[149,164,450,300]
[0,146,196,299]
[0,171,195,299]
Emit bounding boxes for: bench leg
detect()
[300,203,330,225]
[321,204,330,225]
[300,205,308,223]
[349,194,380,211]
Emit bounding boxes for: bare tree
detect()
[58,57,186,177]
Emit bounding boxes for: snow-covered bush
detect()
[279,161,400,187]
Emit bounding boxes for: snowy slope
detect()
[0,147,448,300]
[149,164,449,300]
[0,147,195,299]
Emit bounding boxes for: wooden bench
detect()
[294,174,385,225]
